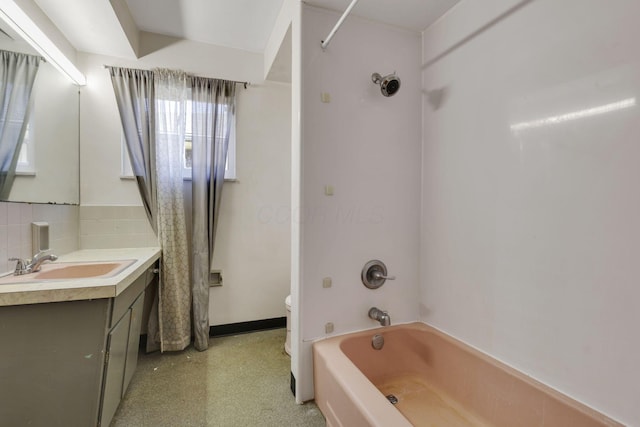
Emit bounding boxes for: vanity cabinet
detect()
[100,268,151,427]
[0,263,157,427]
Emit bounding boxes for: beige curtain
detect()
[109,67,237,353]
[153,69,191,351]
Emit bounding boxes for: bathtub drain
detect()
[386,394,398,405]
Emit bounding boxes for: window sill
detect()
[181,177,239,183]
[120,175,238,183]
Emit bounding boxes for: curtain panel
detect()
[0,50,40,199]
[154,69,191,352]
[109,66,238,353]
[108,67,158,234]
[191,77,237,351]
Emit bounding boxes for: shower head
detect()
[372,72,401,97]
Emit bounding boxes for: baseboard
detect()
[290,371,296,397]
[139,317,286,349]
[209,317,286,337]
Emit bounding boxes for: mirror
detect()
[0,20,79,204]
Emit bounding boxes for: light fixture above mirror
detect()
[0,0,85,85]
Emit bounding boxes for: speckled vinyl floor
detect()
[111,328,325,427]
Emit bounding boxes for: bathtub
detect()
[313,322,621,427]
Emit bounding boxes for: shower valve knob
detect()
[362,260,395,289]
[372,271,395,281]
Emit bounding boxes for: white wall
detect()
[264,0,295,80]
[209,81,291,325]
[78,41,292,326]
[420,0,640,424]
[295,4,421,401]
[79,53,149,206]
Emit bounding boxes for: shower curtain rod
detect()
[321,0,360,49]
[102,65,250,89]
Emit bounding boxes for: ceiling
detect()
[32,0,460,60]
[305,0,460,32]
[124,0,284,53]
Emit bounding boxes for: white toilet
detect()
[284,295,291,356]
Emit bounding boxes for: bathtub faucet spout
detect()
[368,307,391,326]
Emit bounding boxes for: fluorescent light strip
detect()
[510,98,636,132]
[0,1,86,85]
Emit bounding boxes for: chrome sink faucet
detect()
[9,251,58,275]
[368,307,391,326]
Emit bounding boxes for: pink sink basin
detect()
[0,260,136,284]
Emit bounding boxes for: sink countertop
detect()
[0,247,161,307]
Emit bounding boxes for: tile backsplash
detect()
[79,205,157,249]
[0,203,157,275]
[0,202,79,274]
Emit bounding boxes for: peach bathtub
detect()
[313,322,621,427]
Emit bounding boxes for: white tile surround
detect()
[0,202,79,275]
[79,206,157,250]
[295,5,422,401]
[420,0,640,424]
[0,203,156,275]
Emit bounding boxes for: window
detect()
[15,121,35,175]
[182,100,237,180]
[121,101,236,180]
